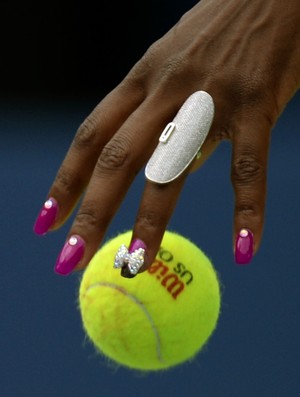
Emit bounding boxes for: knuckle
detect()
[142,41,188,80]
[160,55,188,83]
[229,72,264,105]
[231,153,265,185]
[54,167,78,194]
[125,43,161,88]
[125,60,149,92]
[212,128,232,142]
[140,42,161,68]
[235,202,260,219]
[230,73,278,122]
[121,72,145,97]
[136,209,164,230]
[96,137,131,172]
[75,204,100,229]
[73,115,98,149]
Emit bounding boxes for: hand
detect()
[34,0,300,275]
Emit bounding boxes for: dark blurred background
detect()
[1,1,299,397]
[0,0,197,97]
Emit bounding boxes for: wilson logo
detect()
[147,247,194,300]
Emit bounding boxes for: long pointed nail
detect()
[33,197,58,235]
[55,235,85,276]
[235,228,254,265]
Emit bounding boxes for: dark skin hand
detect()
[35,0,300,274]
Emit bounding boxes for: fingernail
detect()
[33,197,58,235]
[114,239,147,278]
[123,239,147,278]
[55,235,85,276]
[129,238,147,254]
[235,228,254,265]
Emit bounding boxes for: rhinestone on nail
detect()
[240,229,249,237]
[44,199,53,209]
[114,244,129,269]
[128,248,145,275]
[69,236,78,246]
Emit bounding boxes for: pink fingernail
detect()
[55,235,85,276]
[33,197,58,235]
[235,228,254,265]
[129,238,147,254]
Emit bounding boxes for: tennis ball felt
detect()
[79,230,221,371]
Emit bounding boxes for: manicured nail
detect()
[55,235,85,276]
[235,228,254,265]
[123,239,147,278]
[129,238,147,254]
[114,239,147,278]
[33,197,58,235]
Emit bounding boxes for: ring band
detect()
[145,91,214,184]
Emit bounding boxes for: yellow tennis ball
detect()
[79,230,221,371]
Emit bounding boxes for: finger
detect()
[54,94,180,275]
[189,115,232,173]
[121,127,221,278]
[231,111,271,265]
[115,90,216,277]
[124,171,188,277]
[34,81,145,235]
[189,138,220,172]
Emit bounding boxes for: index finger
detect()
[33,80,145,235]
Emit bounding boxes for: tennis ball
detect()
[79,230,221,371]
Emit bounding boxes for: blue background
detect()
[1,1,299,395]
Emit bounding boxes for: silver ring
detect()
[145,91,214,184]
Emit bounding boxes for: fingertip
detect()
[54,235,86,276]
[33,197,59,236]
[117,238,150,279]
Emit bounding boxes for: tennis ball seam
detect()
[79,230,221,371]
[84,281,164,364]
